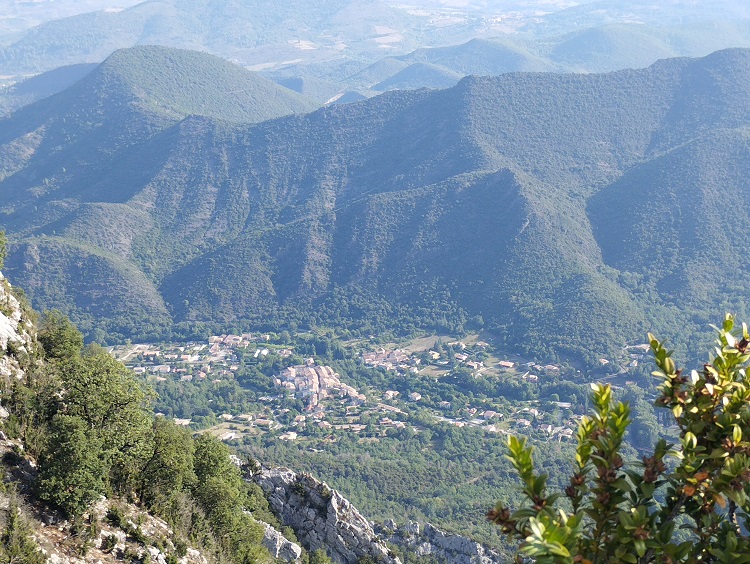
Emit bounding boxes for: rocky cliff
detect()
[0,272,36,381]
[255,468,401,564]
[378,521,502,564]
[254,467,503,564]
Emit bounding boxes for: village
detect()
[108,331,604,447]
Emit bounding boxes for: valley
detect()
[104,327,654,552]
[1,1,750,561]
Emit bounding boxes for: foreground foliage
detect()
[490,314,750,562]
[3,309,280,563]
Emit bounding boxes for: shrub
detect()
[490,314,750,562]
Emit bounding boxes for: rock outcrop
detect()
[0,272,36,381]
[260,520,303,561]
[254,468,401,564]
[379,521,503,564]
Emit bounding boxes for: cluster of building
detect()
[362,348,419,373]
[113,332,276,382]
[276,360,366,408]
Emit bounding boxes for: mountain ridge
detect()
[4,48,750,363]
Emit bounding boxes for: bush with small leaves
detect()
[490,314,750,563]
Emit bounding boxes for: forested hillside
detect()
[3,48,750,365]
[0,271,292,562]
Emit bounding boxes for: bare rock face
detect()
[254,468,401,564]
[0,272,36,381]
[260,520,303,561]
[378,521,504,564]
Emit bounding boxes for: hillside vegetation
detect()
[3,48,750,365]
[0,283,286,562]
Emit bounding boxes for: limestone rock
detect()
[254,468,401,564]
[0,273,36,381]
[379,521,503,564]
[260,521,303,561]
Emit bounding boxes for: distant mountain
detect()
[0,0,142,43]
[0,0,453,77]
[0,45,315,239]
[396,38,557,76]
[0,63,96,117]
[548,24,678,72]
[3,48,750,365]
[373,62,462,91]
[547,22,750,72]
[346,58,410,89]
[360,22,750,93]
[5,0,750,91]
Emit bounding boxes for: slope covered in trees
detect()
[3,48,750,364]
[0,287,285,562]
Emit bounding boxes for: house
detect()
[408,392,422,402]
[498,361,515,369]
[384,390,399,400]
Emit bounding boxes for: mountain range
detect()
[4,0,750,101]
[2,45,750,364]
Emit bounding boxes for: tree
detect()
[0,500,46,564]
[489,314,750,563]
[138,417,196,509]
[0,230,7,271]
[36,415,106,518]
[54,347,153,493]
[37,310,84,361]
